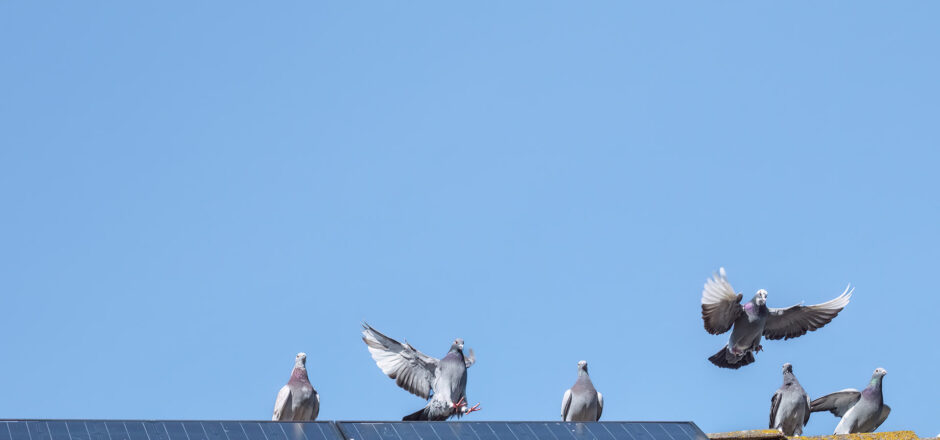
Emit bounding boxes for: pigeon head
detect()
[451,338,465,352]
[753,289,768,306]
[782,363,793,374]
[295,352,307,367]
[577,360,589,376]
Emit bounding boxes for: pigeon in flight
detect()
[361,322,480,421]
[561,360,603,421]
[811,368,891,434]
[272,352,320,421]
[701,267,852,369]
[769,363,811,435]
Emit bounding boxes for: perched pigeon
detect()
[811,368,890,434]
[769,363,811,435]
[272,352,320,421]
[361,323,480,421]
[561,360,603,422]
[701,267,852,369]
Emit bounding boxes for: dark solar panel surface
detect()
[335,422,707,440]
[0,422,341,440]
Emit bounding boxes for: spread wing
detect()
[701,267,743,334]
[596,392,603,421]
[764,284,853,340]
[561,389,572,420]
[361,322,440,399]
[810,389,861,417]
[769,389,782,428]
[272,385,291,421]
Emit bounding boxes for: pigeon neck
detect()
[862,378,883,401]
[743,302,763,316]
[866,376,882,391]
[782,371,796,386]
[290,366,310,383]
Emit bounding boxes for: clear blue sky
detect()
[1,1,938,437]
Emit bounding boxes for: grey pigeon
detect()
[361,322,480,421]
[561,360,604,421]
[769,363,811,435]
[701,267,852,369]
[811,368,890,434]
[272,352,320,421]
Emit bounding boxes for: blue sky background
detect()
[1,1,938,437]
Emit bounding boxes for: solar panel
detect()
[334,423,708,440]
[0,422,342,440]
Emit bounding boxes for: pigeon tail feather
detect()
[708,346,755,369]
[402,407,430,421]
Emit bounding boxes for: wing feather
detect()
[810,389,861,417]
[764,285,853,340]
[596,392,603,421]
[769,390,781,428]
[560,389,572,420]
[701,267,744,334]
[361,322,440,399]
[272,385,291,421]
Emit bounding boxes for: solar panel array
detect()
[0,422,341,440]
[336,422,707,440]
[0,422,705,440]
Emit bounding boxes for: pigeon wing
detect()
[561,389,572,420]
[769,389,782,428]
[272,385,292,421]
[701,267,744,334]
[870,405,891,432]
[361,323,440,399]
[803,394,812,426]
[810,389,861,417]
[764,285,853,340]
[596,391,604,421]
[312,393,320,421]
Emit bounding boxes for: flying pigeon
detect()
[561,360,603,421]
[811,368,890,434]
[701,267,852,369]
[361,322,480,421]
[272,352,320,421]
[769,363,811,435]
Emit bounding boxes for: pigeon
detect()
[561,360,603,421]
[769,363,811,435]
[701,267,852,369]
[361,322,480,421]
[811,368,890,434]
[272,352,320,421]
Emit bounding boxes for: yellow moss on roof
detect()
[707,430,924,440]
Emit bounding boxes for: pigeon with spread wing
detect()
[811,368,890,434]
[702,267,852,369]
[361,322,480,421]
